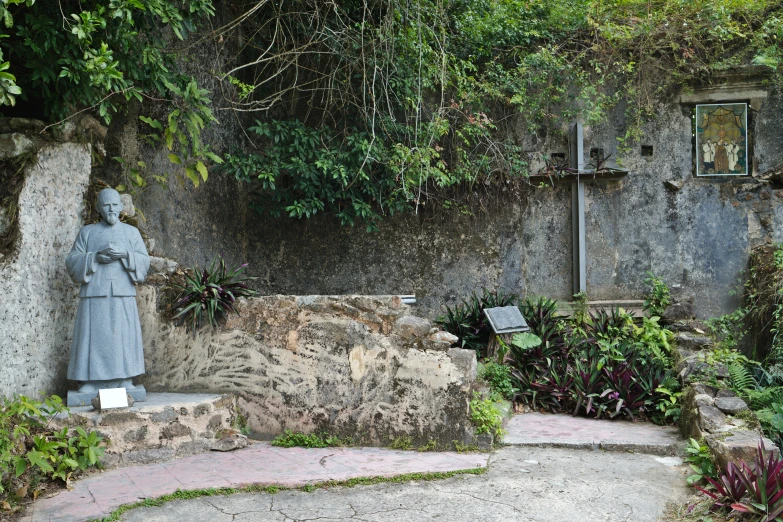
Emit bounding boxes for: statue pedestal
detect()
[67,385,147,407]
[52,393,236,468]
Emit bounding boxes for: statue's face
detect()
[98,191,123,226]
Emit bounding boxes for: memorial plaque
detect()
[483,306,530,334]
[98,388,130,410]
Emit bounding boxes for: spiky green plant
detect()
[168,256,258,331]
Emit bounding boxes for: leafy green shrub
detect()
[479,362,517,400]
[167,255,258,331]
[0,395,105,508]
[684,438,717,485]
[389,436,413,451]
[436,289,517,356]
[643,272,670,317]
[469,393,506,439]
[271,430,345,449]
[507,301,677,423]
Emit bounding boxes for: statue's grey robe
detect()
[65,221,150,381]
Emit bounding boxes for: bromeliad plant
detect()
[168,255,258,331]
[436,289,517,356]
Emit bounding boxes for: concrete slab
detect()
[504,413,684,455]
[28,442,488,522]
[118,446,691,522]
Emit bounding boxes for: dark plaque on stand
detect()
[483,306,530,335]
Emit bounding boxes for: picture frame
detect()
[695,103,748,177]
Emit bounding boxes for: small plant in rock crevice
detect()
[166,255,258,331]
[389,436,413,451]
[684,438,717,485]
[469,393,506,439]
[271,430,348,449]
[643,272,670,318]
[479,362,517,400]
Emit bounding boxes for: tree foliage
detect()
[215,0,783,228]
[1,0,781,223]
[0,0,220,188]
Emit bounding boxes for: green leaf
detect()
[185,166,199,187]
[511,332,543,350]
[27,451,54,473]
[168,153,181,164]
[196,160,208,181]
[14,457,26,477]
[139,116,163,130]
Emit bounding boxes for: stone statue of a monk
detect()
[65,188,150,406]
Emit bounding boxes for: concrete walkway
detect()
[118,446,690,522]
[26,443,487,522]
[25,414,688,521]
[505,412,683,455]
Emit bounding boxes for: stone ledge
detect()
[53,393,237,468]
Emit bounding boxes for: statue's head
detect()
[97,188,123,226]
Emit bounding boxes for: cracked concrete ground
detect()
[120,446,690,522]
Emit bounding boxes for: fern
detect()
[728,362,757,394]
[745,386,783,410]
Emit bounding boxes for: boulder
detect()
[715,396,749,415]
[694,394,715,407]
[5,118,45,133]
[675,331,713,351]
[678,354,727,383]
[699,405,729,433]
[211,430,248,452]
[394,316,432,341]
[428,331,458,346]
[661,296,694,322]
[706,430,778,472]
[0,133,34,160]
[692,383,717,397]
[120,193,135,217]
[149,256,178,276]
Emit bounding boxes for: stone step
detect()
[53,392,236,468]
[503,413,684,456]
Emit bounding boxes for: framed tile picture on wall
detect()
[695,103,748,177]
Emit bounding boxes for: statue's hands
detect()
[97,243,127,263]
[106,243,129,261]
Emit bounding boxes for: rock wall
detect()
[136,287,478,446]
[128,83,783,320]
[0,142,91,397]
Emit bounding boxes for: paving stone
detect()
[504,413,682,455]
[29,442,488,522]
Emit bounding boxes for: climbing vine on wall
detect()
[0,0,781,222]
